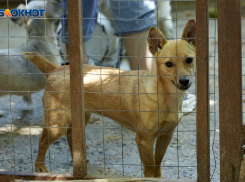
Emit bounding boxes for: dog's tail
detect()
[23,52,59,74]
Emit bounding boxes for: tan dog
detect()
[24,20,196,177]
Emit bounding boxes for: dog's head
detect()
[11,1,63,36]
[148,20,196,92]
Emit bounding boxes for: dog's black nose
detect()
[179,77,189,87]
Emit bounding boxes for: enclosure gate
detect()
[0,0,242,181]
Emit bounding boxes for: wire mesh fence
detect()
[0,0,226,181]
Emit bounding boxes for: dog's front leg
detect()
[154,131,174,177]
[135,131,156,177]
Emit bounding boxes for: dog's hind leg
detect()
[35,110,70,172]
[35,128,65,172]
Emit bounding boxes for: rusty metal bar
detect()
[0,171,197,182]
[196,0,210,181]
[67,0,87,178]
[0,171,75,182]
[217,0,243,181]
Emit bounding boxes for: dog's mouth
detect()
[171,80,192,91]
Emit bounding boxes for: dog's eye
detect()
[186,58,193,64]
[165,62,173,67]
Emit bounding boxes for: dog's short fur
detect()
[24,20,196,177]
[0,1,62,116]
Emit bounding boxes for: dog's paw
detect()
[35,164,49,173]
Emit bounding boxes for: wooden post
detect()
[217,0,243,181]
[196,0,210,181]
[67,0,87,178]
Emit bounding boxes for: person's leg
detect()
[110,1,157,70]
[121,31,153,70]
[60,0,98,64]
[156,1,173,39]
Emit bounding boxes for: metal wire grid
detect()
[0,0,193,176]
[0,0,218,180]
[82,0,199,178]
[0,0,72,174]
[209,0,218,181]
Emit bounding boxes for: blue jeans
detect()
[60,0,157,43]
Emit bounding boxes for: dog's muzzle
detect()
[171,77,192,91]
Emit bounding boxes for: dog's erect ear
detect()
[181,20,196,46]
[11,4,27,26]
[147,27,167,55]
[46,1,63,18]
